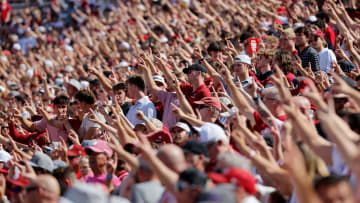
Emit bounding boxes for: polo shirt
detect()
[126,96,157,126]
[181,83,211,107]
[297,46,320,72]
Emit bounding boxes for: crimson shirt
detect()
[181,83,211,107]
[253,111,287,132]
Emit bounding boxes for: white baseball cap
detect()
[0,150,11,163]
[44,60,54,68]
[234,55,251,65]
[153,75,165,85]
[68,79,81,90]
[197,123,229,144]
[12,43,21,51]
[65,65,74,72]
[220,107,238,118]
[80,81,90,89]
[170,122,190,132]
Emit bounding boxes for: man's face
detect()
[88,151,107,172]
[311,36,323,50]
[317,182,355,203]
[24,182,39,203]
[171,127,188,145]
[54,104,67,118]
[155,81,166,90]
[126,83,134,98]
[232,63,248,76]
[295,33,308,47]
[256,55,270,68]
[198,105,212,121]
[184,152,203,170]
[114,89,126,104]
[188,70,201,84]
[262,93,280,114]
[175,181,197,203]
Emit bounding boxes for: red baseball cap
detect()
[298,77,315,94]
[7,176,30,187]
[194,97,221,111]
[148,130,173,144]
[312,30,324,38]
[276,6,287,15]
[208,168,257,195]
[67,145,87,157]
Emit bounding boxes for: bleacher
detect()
[8,0,52,11]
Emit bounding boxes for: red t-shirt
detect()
[1,3,10,23]
[325,26,336,48]
[181,83,211,107]
[253,111,287,132]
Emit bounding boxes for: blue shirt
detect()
[126,96,157,126]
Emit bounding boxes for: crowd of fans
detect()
[0,0,359,202]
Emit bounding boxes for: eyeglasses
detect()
[25,186,38,193]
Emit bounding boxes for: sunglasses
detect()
[198,104,210,110]
[25,186,38,193]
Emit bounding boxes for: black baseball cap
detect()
[183,64,207,74]
[179,168,208,187]
[182,140,209,157]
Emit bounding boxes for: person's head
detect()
[295,26,312,48]
[291,96,311,119]
[29,152,54,175]
[79,156,92,177]
[52,166,77,196]
[183,64,207,85]
[207,41,223,61]
[280,28,296,52]
[311,30,326,52]
[82,140,113,175]
[316,12,330,25]
[261,87,283,116]
[152,75,167,90]
[182,140,209,172]
[24,175,60,203]
[75,90,96,113]
[175,168,209,203]
[197,123,230,161]
[134,157,156,183]
[256,49,274,72]
[170,122,191,146]
[112,83,127,104]
[314,175,355,203]
[273,50,296,75]
[194,97,221,122]
[52,95,69,118]
[231,55,251,77]
[125,75,145,99]
[157,144,188,173]
[1,125,8,137]
[215,152,252,173]
[263,35,280,50]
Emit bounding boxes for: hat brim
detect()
[207,172,229,184]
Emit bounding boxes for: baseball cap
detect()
[196,123,229,144]
[183,64,207,74]
[276,6,287,15]
[7,176,30,187]
[68,79,81,90]
[82,139,113,158]
[208,167,257,195]
[0,150,11,163]
[312,30,324,38]
[170,122,190,133]
[220,107,238,118]
[28,152,55,172]
[147,130,173,144]
[65,65,74,73]
[153,75,166,85]
[234,55,251,65]
[182,140,208,157]
[67,145,87,157]
[178,168,208,188]
[297,77,315,94]
[12,43,21,51]
[194,97,221,111]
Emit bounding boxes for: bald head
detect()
[292,96,311,116]
[35,175,60,200]
[157,144,187,173]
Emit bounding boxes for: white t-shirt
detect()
[79,110,106,138]
[318,48,337,73]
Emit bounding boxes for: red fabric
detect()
[253,111,287,132]
[8,122,47,146]
[181,83,211,107]
[286,72,296,84]
[194,97,221,111]
[249,70,260,84]
[1,2,10,23]
[325,26,336,48]
[147,130,172,144]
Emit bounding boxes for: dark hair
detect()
[273,50,296,74]
[207,41,223,52]
[314,175,349,190]
[294,26,312,38]
[125,76,145,92]
[52,95,69,105]
[53,166,76,196]
[103,70,113,78]
[316,12,330,24]
[112,83,126,91]
[75,90,96,105]
[89,79,100,86]
[15,95,26,105]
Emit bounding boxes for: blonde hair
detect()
[282,28,296,39]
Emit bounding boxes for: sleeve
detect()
[310,50,320,72]
[131,186,145,203]
[143,103,157,119]
[8,122,29,141]
[33,118,47,132]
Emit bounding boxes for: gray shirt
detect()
[131,181,165,203]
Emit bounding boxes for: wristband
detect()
[106,174,114,179]
[144,118,148,123]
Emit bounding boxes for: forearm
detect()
[176,91,195,116]
[19,118,35,131]
[180,114,205,127]
[252,96,276,127]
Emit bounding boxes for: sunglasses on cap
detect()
[198,104,210,110]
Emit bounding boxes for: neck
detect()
[272,108,286,118]
[315,46,324,52]
[134,91,146,100]
[92,167,106,176]
[191,78,204,90]
[237,72,249,81]
[298,43,308,52]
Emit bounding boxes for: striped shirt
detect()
[297,46,320,72]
